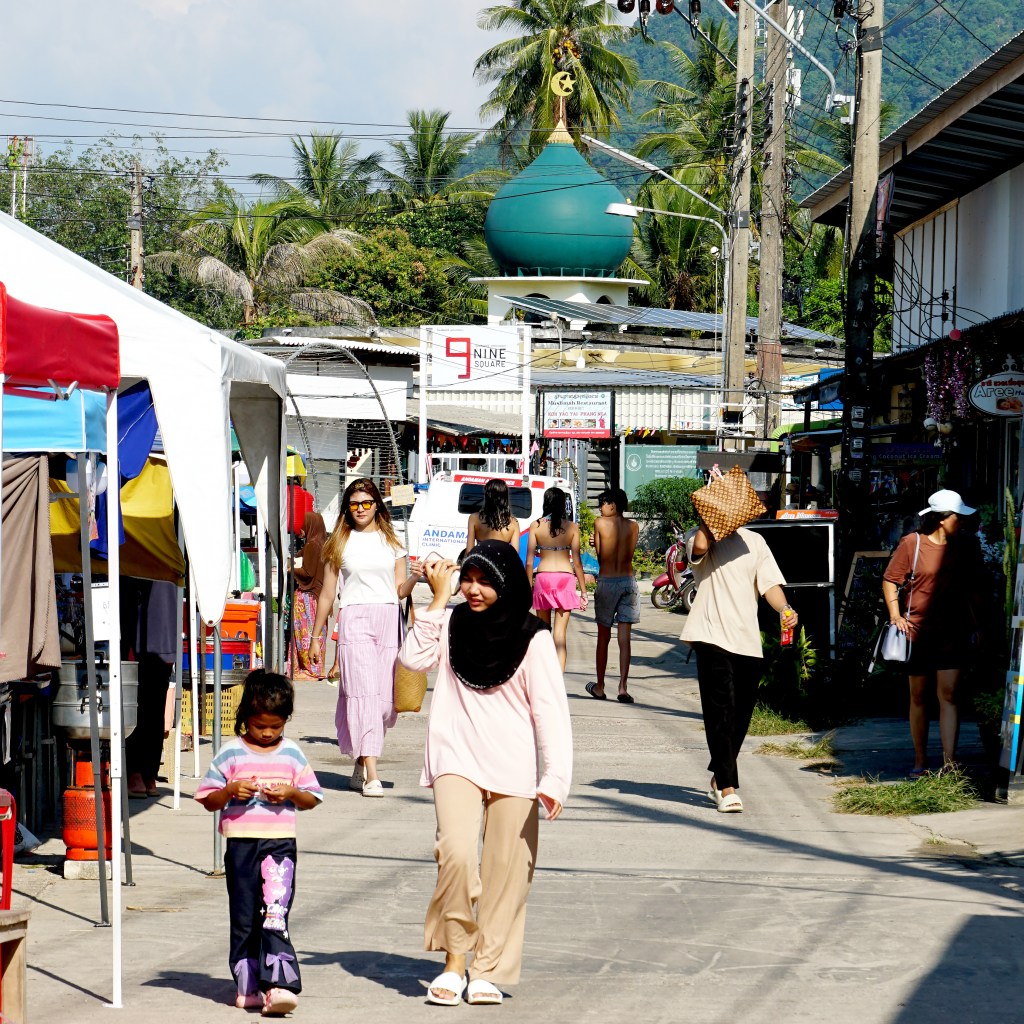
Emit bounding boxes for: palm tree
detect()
[379,109,495,210]
[474,0,638,160]
[251,132,383,229]
[148,192,376,327]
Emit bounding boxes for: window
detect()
[458,484,533,519]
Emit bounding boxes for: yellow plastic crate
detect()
[180,677,246,736]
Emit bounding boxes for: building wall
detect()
[893,162,1024,352]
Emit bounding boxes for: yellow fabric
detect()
[49,457,186,584]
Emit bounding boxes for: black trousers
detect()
[225,837,302,995]
[693,643,764,791]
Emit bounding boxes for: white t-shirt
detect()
[338,529,406,608]
[680,527,786,658]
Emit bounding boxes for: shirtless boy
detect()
[586,488,640,704]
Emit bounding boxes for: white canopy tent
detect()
[0,212,287,624]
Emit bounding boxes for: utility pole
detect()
[7,136,21,217]
[839,0,884,562]
[723,0,757,437]
[756,0,788,443]
[20,137,32,217]
[128,159,144,290]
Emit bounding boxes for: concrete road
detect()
[19,598,1024,1024]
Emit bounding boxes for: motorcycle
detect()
[650,526,698,613]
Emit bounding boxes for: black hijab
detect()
[448,540,549,690]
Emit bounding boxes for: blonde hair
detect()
[323,477,400,568]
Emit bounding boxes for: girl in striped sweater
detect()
[196,670,323,1016]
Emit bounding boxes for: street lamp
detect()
[606,200,731,406]
[583,135,727,219]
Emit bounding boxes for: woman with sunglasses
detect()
[310,478,421,797]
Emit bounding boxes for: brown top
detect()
[883,532,976,638]
[293,512,327,594]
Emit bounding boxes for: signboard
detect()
[873,443,942,465]
[623,445,701,499]
[425,325,522,392]
[775,509,839,520]
[969,370,1024,416]
[542,391,613,439]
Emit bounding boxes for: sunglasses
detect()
[348,500,376,512]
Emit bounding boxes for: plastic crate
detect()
[180,674,247,736]
[183,639,251,673]
[206,600,261,641]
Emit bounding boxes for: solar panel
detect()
[499,296,842,344]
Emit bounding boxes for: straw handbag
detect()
[691,465,767,542]
[394,597,428,713]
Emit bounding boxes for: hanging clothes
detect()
[0,456,60,682]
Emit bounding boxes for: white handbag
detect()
[870,535,920,670]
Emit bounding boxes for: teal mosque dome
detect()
[484,137,634,278]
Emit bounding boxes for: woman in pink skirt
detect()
[309,478,421,797]
[526,487,587,672]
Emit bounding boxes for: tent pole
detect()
[105,394,124,1009]
[212,628,223,872]
[78,451,109,928]
[257,505,269,670]
[188,570,200,779]
[277,552,286,675]
[232,462,241,594]
[173,521,185,808]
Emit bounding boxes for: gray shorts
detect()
[594,576,640,628]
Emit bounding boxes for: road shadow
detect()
[891,915,1023,1023]
[302,949,442,999]
[143,968,235,1005]
[589,777,709,808]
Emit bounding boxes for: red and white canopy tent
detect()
[0,282,130,1003]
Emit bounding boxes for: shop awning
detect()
[407,402,534,438]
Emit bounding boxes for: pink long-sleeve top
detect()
[399,607,573,808]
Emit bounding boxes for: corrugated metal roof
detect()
[804,30,1024,231]
[501,296,843,344]
[248,336,418,359]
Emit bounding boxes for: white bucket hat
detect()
[918,489,976,517]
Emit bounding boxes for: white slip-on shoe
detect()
[349,763,365,791]
[466,978,503,1005]
[426,971,467,1006]
[718,792,743,813]
[362,778,384,798]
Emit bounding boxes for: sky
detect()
[0,0,547,186]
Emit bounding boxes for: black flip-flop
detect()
[617,693,635,704]
[585,682,607,700]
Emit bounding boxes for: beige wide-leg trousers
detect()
[424,773,540,985]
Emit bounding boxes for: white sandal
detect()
[718,792,743,813]
[426,971,467,1006]
[467,978,503,1005]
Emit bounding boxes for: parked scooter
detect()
[651,525,698,612]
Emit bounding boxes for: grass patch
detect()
[747,704,810,736]
[833,768,980,817]
[757,733,836,760]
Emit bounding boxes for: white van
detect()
[406,470,575,569]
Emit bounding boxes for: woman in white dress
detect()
[310,478,421,797]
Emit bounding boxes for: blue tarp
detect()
[92,382,160,558]
[1,387,106,452]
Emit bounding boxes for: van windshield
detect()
[458,484,533,519]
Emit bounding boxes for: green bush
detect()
[578,503,596,548]
[629,477,703,546]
